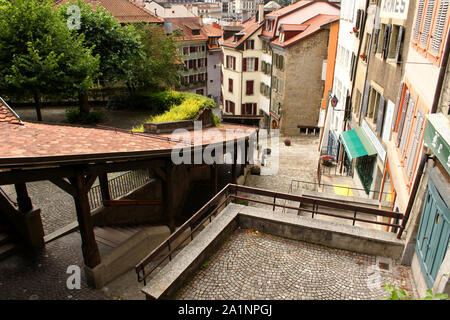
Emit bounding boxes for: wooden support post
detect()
[232,140,238,184]
[161,163,175,233]
[210,164,218,197]
[70,172,101,268]
[14,183,32,213]
[245,138,249,166]
[99,173,111,202]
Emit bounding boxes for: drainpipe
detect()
[397,28,450,239]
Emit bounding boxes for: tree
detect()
[57,0,142,86]
[127,24,181,94]
[0,0,99,121]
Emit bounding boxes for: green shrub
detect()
[133,91,218,131]
[66,108,105,124]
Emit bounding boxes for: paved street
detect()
[178,228,418,300]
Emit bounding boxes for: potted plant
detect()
[351,26,359,36]
[250,165,261,175]
[284,138,291,146]
[320,155,334,166]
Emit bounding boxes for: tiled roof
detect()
[0,119,255,167]
[221,17,263,48]
[265,0,312,18]
[55,0,163,23]
[203,24,223,38]
[165,17,208,41]
[0,99,21,125]
[271,14,339,48]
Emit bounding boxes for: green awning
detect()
[340,128,377,161]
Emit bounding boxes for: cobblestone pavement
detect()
[244,134,320,213]
[178,229,418,300]
[0,232,106,300]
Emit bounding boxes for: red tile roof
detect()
[0,99,22,125]
[55,0,163,24]
[271,14,339,48]
[165,17,209,41]
[0,119,256,167]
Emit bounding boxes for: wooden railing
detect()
[135,184,405,285]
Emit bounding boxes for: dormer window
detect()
[245,39,255,50]
[279,32,285,42]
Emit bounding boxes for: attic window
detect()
[279,32,285,42]
[192,29,200,35]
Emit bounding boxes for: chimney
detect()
[257,1,264,24]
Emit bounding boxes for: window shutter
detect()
[350,53,355,81]
[255,58,259,71]
[241,104,245,115]
[280,56,284,70]
[406,110,424,178]
[355,9,361,29]
[229,78,233,93]
[392,84,404,131]
[253,104,257,115]
[431,0,449,54]
[232,56,236,70]
[399,95,416,154]
[420,0,436,47]
[376,96,386,135]
[383,24,392,59]
[230,102,235,114]
[396,90,410,146]
[414,0,426,42]
[361,82,370,116]
[226,56,230,68]
[373,28,380,53]
[395,26,405,63]
[243,58,247,72]
[344,95,352,120]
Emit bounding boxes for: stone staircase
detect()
[0,224,18,261]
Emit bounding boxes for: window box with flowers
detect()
[320,155,335,167]
[351,27,359,37]
[360,53,367,62]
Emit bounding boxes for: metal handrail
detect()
[290,179,392,199]
[135,183,404,285]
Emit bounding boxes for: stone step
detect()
[0,242,17,261]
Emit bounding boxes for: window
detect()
[274,53,284,70]
[367,88,381,120]
[376,23,405,63]
[246,80,254,95]
[261,61,271,75]
[225,100,235,114]
[413,0,450,62]
[241,103,257,115]
[245,39,255,50]
[354,89,362,117]
[272,77,283,93]
[183,47,189,55]
[243,57,259,72]
[228,78,233,93]
[226,55,236,70]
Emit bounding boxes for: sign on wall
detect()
[362,119,387,162]
[423,113,450,175]
[380,0,409,20]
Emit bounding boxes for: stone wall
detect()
[279,29,329,136]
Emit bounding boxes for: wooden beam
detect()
[232,140,238,184]
[210,164,218,197]
[152,167,166,182]
[161,164,175,232]
[98,173,110,202]
[84,174,98,191]
[69,173,101,268]
[49,177,77,197]
[0,167,77,186]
